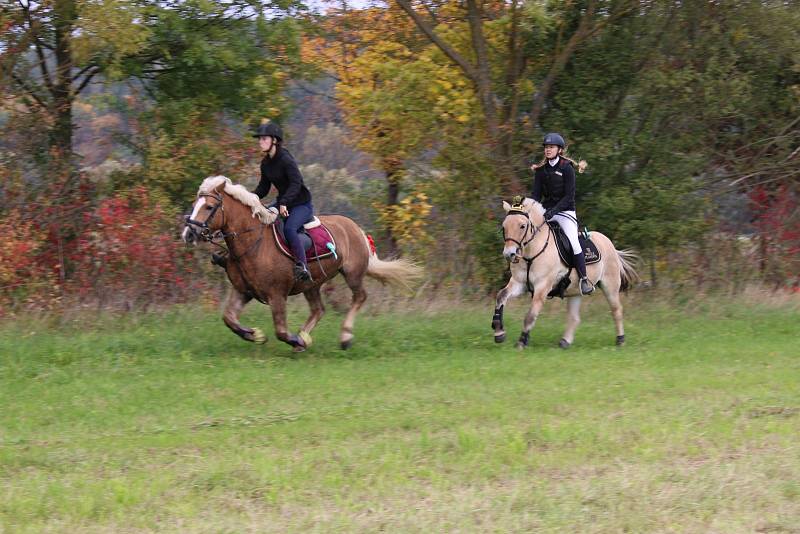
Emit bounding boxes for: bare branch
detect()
[10,73,48,110]
[74,67,102,96]
[394,0,480,84]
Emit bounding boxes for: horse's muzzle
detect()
[503,246,519,262]
[182,224,198,244]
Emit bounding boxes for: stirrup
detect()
[580,277,594,295]
[293,263,312,282]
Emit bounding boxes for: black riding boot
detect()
[573,252,594,295]
[293,262,311,282]
[211,252,227,269]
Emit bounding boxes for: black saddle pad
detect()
[548,221,601,267]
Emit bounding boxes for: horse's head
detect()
[501,197,545,262]
[182,175,278,244]
[182,182,226,244]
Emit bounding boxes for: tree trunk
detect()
[649,251,658,289]
[385,162,401,257]
[51,0,76,163]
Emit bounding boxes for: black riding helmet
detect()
[252,119,283,140]
[542,132,565,148]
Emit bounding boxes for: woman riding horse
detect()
[530,133,593,295]
[252,119,314,282]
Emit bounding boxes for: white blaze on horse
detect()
[492,197,639,349]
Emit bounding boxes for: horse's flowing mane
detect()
[506,197,546,219]
[197,175,276,224]
[526,198,546,218]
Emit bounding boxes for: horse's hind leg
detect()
[601,282,626,346]
[493,279,524,343]
[559,296,582,348]
[339,273,368,350]
[222,287,266,343]
[299,287,326,344]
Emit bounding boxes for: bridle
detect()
[503,208,549,259]
[185,192,225,241]
[503,207,552,296]
[184,192,265,262]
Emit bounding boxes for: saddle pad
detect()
[272,220,336,261]
[304,217,322,229]
[549,222,601,267]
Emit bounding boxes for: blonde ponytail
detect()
[562,156,588,174]
[532,149,588,174]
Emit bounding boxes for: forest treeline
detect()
[1,0,798,312]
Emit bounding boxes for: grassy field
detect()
[0,294,798,533]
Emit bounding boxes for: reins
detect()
[504,209,551,295]
[186,192,270,300]
[187,192,267,262]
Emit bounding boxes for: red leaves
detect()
[748,185,799,287]
[68,187,196,304]
[1,185,209,312]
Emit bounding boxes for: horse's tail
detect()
[615,248,641,292]
[361,231,423,289]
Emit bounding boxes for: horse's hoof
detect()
[298,330,313,348]
[251,328,267,344]
[494,331,506,343]
[559,338,570,349]
[292,345,306,353]
[515,341,527,350]
[616,335,625,346]
[515,332,530,349]
[340,339,353,350]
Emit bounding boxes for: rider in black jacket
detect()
[252,120,314,281]
[531,133,593,295]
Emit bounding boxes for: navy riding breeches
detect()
[283,202,314,266]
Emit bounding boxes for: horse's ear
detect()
[502,201,512,213]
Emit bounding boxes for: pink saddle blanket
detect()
[272,221,336,261]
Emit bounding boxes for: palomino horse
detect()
[182,176,421,352]
[492,197,639,349]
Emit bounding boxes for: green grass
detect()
[0,296,798,533]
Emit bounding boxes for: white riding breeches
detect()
[549,211,581,255]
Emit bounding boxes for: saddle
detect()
[546,222,601,299]
[549,221,601,268]
[272,217,337,261]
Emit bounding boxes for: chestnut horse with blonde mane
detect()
[182,176,420,352]
[493,197,639,349]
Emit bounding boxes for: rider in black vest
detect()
[252,119,314,281]
[531,133,593,295]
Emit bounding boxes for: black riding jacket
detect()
[253,147,312,207]
[531,157,576,213]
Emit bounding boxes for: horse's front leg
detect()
[268,293,308,352]
[493,279,524,343]
[222,287,266,343]
[517,291,547,349]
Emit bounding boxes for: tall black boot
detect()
[293,262,312,282]
[573,252,594,295]
[211,252,227,269]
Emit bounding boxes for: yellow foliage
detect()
[373,191,434,248]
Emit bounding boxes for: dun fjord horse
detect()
[492,197,639,349]
[182,176,421,352]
